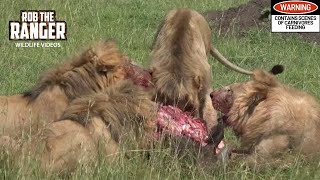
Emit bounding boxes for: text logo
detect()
[9,10,67,40]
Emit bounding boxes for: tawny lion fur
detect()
[0,41,132,140]
[150,8,213,123]
[41,80,158,173]
[150,8,252,131]
[212,70,320,164]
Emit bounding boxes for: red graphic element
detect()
[273,1,318,14]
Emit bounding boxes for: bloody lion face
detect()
[210,85,235,115]
[124,63,152,90]
[210,83,249,127]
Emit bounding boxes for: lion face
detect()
[102,61,152,90]
[91,41,152,90]
[123,62,152,90]
[210,83,247,124]
[211,83,249,112]
[210,84,234,114]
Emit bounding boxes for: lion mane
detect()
[23,41,127,101]
[211,69,320,166]
[41,80,158,173]
[0,41,134,138]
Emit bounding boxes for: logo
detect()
[9,10,67,40]
[271,0,320,33]
[273,1,318,14]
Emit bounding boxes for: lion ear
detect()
[95,52,123,74]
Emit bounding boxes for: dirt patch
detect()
[206,0,320,44]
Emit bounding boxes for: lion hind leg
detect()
[238,134,290,169]
[254,134,290,157]
[41,120,97,174]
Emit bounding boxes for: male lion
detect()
[0,41,151,140]
[150,8,253,133]
[210,67,320,165]
[41,79,225,173]
[40,80,157,173]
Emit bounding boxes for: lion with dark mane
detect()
[41,79,224,174]
[41,80,157,173]
[0,41,151,140]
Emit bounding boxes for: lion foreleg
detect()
[202,95,218,130]
[86,117,120,162]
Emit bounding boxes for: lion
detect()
[210,66,320,166]
[40,80,158,173]
[0,40,152,141]
[149,8,253,133]
[41,79,226,174]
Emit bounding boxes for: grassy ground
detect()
[0,0,320,179]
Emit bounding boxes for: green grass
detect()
[1,0,320,179]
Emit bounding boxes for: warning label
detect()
[272,15,319,32]
[271,0,320,33]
